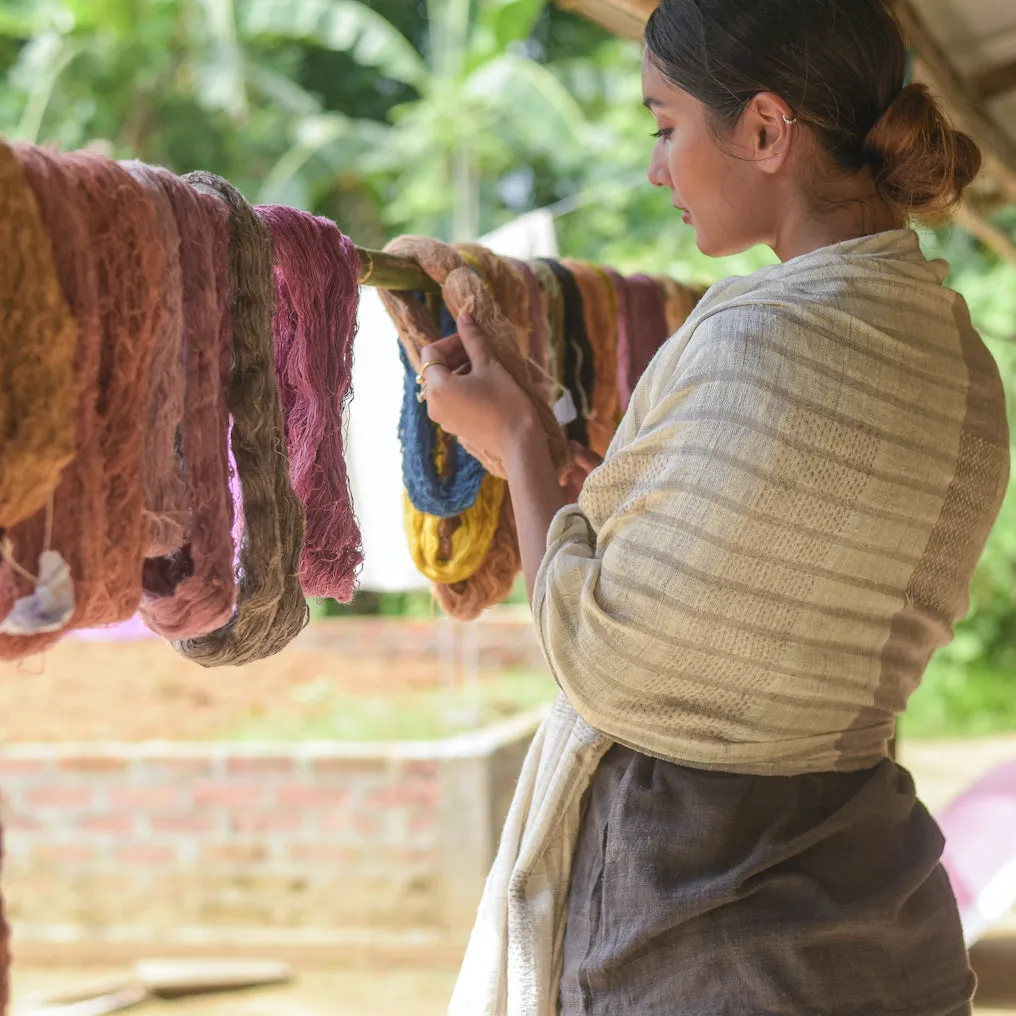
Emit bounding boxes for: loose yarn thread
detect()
[0,140,79,529]
[0,144,104,658]
[508,258,551,400]
[174,173,307,667]
[256,204,363,601]
[122,161,189,556]
[536,259,595,446]
[530,260,567,395]
[62,151,166,622]
[378,236,572,481]
[563,259,619,457]
[140,169,236,640]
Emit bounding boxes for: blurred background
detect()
[0,0,1014,1013]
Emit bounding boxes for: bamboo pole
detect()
[355,247,439,292]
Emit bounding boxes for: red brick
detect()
[142,757,213,776]
[79,813,134,835]
[201,842,270,865]
[229,810,303,833]
[0,758,51,777]
[287,844,359,865]
[58,755,128,773]
[224,757,294,775]
[106,786,183,811]
[409,813,437,834]
[401,760,439,779]
[274,786,349,809]
[4,812,41,831]
[25,786,93,809]
[193,784,263,809]
[34,842,98,865]
[116,844,178,865]
[150,814,215,834]
[310,757,386,776]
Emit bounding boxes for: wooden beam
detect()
[895,1,1016,204]
[968,58,1016,101]
[956,200,1016,267]
[554,0,653,41]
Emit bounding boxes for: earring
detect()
[782,113,799,125]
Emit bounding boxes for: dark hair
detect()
[644,0,981,221]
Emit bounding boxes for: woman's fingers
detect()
[454,312,493,367]
[571,442,604,474]
[421,335,467,373]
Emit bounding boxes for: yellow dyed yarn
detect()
[403,474,507,584]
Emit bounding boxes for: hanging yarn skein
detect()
[0,140,79,529]
[140,168,236,640]
[432,491,520,621]
[507,258,552,400]
[563,259,619,458]
[530,260,566,395]
[255,204,363,601]
[0,144,104,658]
[174,173,307,667]
[122,161,189,557]
[615,272,670,412]
[399,342,487,517]
[62,151,166,622]
[377,236,572,482]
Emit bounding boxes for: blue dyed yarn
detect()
[398,297,486,517]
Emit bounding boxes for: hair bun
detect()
[862,83,982,221]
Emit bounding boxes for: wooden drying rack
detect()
[355,247,440,292]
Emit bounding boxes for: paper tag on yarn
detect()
[0,549,75,636]
[553,390,578,425]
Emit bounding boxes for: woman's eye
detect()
[650,128,673,142]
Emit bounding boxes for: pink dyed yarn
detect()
[139,170,236,639]
[613,272,670,412]
[255,204,362,602]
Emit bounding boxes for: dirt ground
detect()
[0,632,499,742]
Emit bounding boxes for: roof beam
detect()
[968,58,1016,101]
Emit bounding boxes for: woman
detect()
[423,1,1011,1013]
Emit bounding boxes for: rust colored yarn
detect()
[174,173,307,667]
[256,204,362,602]
[0,140,78,528]
[432,487,521,621]
[454,244,532,358]
[0,144,104,659]
[657,274,704,336]
[0,820,8,1016]
[378,236,572,482]
[123,162,189,556]
[61,152,166,621]
[613,272,670,412]
[508,258,551,400]
[530,259,566,395]
[140,170,236,640]
[563,259,619,458]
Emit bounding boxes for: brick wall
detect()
[0,711,543,953]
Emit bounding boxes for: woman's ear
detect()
[740,92,796,173]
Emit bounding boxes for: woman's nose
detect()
[648,148,671,188]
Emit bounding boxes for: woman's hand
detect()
[420,312,541,464]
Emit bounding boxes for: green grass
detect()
[900,657,1016,739]
[218,668,557,742]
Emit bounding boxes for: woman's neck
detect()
[771,174,902,262]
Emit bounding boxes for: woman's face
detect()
[642,54,773,257]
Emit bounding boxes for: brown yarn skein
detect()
[378,236,572,482]
[0,140,78,528]
[122,162,189,556]
[0,144,105,659]
[139,170,237,641]
[174,173,307,667]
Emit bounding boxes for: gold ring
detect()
[415,359,444,385]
